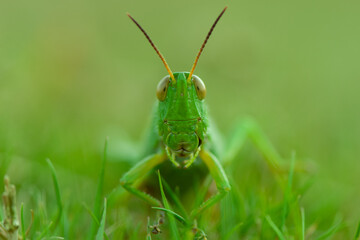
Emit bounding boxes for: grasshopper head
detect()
[157,72,207,158]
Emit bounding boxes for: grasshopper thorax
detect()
[157,72,207,159]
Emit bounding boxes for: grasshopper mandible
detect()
[120,7,283,220]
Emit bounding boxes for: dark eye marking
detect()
[192,75,206,100]
[198,138,202,147]
[157,75,170,101]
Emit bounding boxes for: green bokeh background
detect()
[1,0,359,237]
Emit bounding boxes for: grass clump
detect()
[0,137,358,239]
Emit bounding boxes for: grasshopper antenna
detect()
[187,6,228,82]
[127,13,176,83]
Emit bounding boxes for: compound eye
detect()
[156,75,170,101]
[192,75,206,100]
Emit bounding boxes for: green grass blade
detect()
[301,208,305,240]
[152,207,187,225]
[265,215,286,240]
[62,206,69,239]
[46,159,63,229]
[20,203,26,240]
[162,178,188,219]
[90,137,109,239]
[35,221,54,240]
[83,202,100,226]
[95,198,107,240]
[355,220,360,240]
[281,152,296,229]
[316,220,342,240]
[95,138,109,216]
[146,216,152,240]
[157,170,180,240]
[224,222,243,240]
[83,202,110,240]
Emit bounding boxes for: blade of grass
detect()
[146,217,152,240]
[265,215,286,240]
[90,137,109,239]
[62,206,69,239]
[224,222,243,240]
[301,208,305,240]
[83,203,100,226]
[157,170,180,240]
[316,220,343,240]
[281,152,296,230]
[35,221,53,240]
[152,207,187,225]
[162,178,188,219]
[83,203,110,240]
[25,210,34,237]
[20,203,26,240]
[46,159,63,230]
[355,220,360,240]
[95,198,107,240]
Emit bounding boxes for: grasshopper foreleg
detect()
[190,150,231,219]
[120,153,167,206]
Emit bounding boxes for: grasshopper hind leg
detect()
[222,117,285,173]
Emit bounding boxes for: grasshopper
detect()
[120,7,283,221]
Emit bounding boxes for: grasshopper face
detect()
[157,72,207,158]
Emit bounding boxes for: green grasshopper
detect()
[120,6,283,221]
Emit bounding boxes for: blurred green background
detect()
[1,0,360,238]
